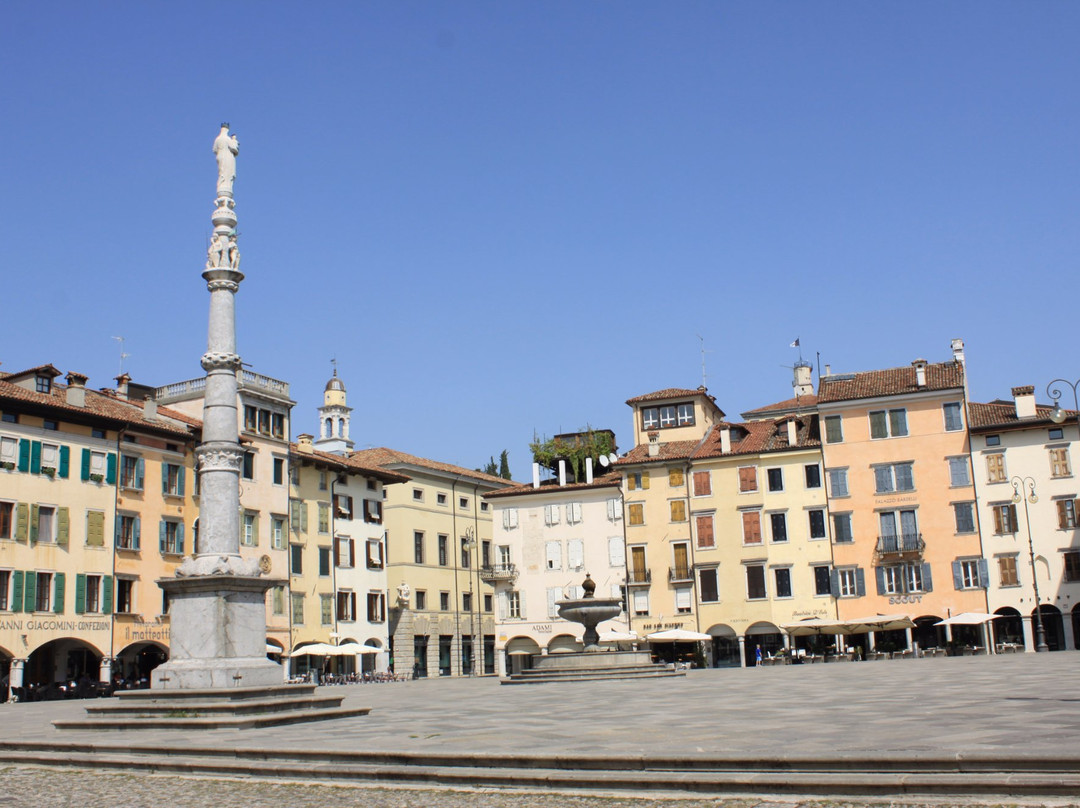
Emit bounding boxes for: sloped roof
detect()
[626,388,705,405]
[818,361,964,403]
[967,400,1069,431]
[292,445,410,484]
[348,447,512,488]
[741,394,819,419]
[616,439,701,465]
[695,415,820,460]
[484,471,622,499]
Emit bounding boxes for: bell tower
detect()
[315,363,353,454]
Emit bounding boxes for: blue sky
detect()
[2,3,1077,478]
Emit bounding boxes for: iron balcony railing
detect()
[627,568,652,585]
[669,566,693,583]
[876,532,924,555]
[479,563,517,583]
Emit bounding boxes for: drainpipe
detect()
[472,482,482,675]
[618,483,633,642]
[684,460,701,637]
[108,428,123,681]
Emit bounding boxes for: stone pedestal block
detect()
[151,574,284,690]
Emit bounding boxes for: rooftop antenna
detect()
[330,356,338,377]
[697,334,712,389]
[111,336,130,377]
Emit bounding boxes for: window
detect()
[507,591,522,619]
[869,408,908,439]
[566,502,582,524]
[291,593,304,624]
[461,537,471,568]
[746,565,766,600]
[954,559,988,589]
[954,502,976,533]
[436,493,447,506]
[808,509,827,539]
[117,514,140,550]
[1050,447,1071,478]
[271,586,285,616]
[837,568,863,598]
[878,510,918,552]
[813,565,832,596]
[986,435,1001,447]
[0,436,17,468]
[874,462,914,493]
[412,488,423,501]
[161,520,184,554]
[568,539,584,571]
[361,498,380,523]
[337,591,356,621]
[629,546,648,583]
[367,592,386,622]
[320,594,333,626]
[271,412,285,439]
[677,403,695,426]
[698,568,719,602]
[35,376,51,394]
[244,405,257,432]
[627,503,644,526]
[986,453,1006,483]
[999,556,1019,587]
[993,503,1018,534]
[241,512,258,546]
[415,590,426,610]
[115,577,134,614]
[162,463,184,496]
[627,472,650,491]
[81,574,102,613]
[480,501,489,512]
[502,507,519,529]
[462,592,472,612]
[670,500,686,522]
[318,471,328,491]
[484,593,493,612]
[318,547,331,576]
[459,496,469,510]
[675,587,692,614]
[317,502,331,533]
[414,531,424,564]
[271,517,286,550]
[290,544,304,575]
[1057,498,1078,529]
[943,402,963,432]
[1064,551,1080,583]
[948,457,971,487]
[334,536,355,568]
[828,468,849,497]
[774,568,792,598]
[242,451,254,480]
[832,513,853,544]
[696,514,715,549]
[738,466,757,492]
[742,511,762,544]
[769,512,787,543]
[766,468,784,492]
[0,502,12,539]
[669,468,684,487]
[120,455,143,489]
[824,415,843,443]
[35,506,56,543]
[642,407,659,430]
[544,504,560,526]
[545,541,562,571]
[438,534,448,566]
[1050,427,1065,440]
[368,537,384,570]
[1,412,17,424]
[692,471,711,497]
[804,464,821,489]
[632,589,649,616]
[273,457,285,485]
[606,498,623,521]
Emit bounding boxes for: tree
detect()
[480,456,498,476]
[498,450,511,480]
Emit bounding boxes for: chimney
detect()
[143,395,157,421]
[824,364,832,376]
[647,431,660,458]
[558,459,567,487]
[532,462,541,489]
[65,371,87,408]
[585,457,594,484]
[720,425,731,454]
[792,362,813,398]
[114,373,131,400]
[1012,385,1036,419]
[296,433,314,454]
[786,419,798,446]
[951,338,966,365]
[912,359,928,387]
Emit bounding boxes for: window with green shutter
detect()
[30,441,41,474]
[56,507,69,546]
[53,572,65,613]
[11,570,24,612]
[75,573,87,614]
[101,575,113,614]
[15,502,28,542]
[23,571,37,612]
[58,445,70,478]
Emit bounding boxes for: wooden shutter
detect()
[11,570,23,613]
[135,457,145,489]
[178,522,185,554]
[23,572,36,612]
[855,568,866,597]
[670,500,686,522]
[29,504,39,544]
[56,507,69,546]
[15,503,28,543]
[568,539,583,570]
[696,514,714,548]
[102,575,113,614]
[30,441,41,474]
[608,536,625,566]
[739,466,756,492]
[81,449,91,481]
[951,561,963,589]
[177,466,185,497]
[668,468,684,486]
[106,453,117,485]
[87,511,104,547]
[875,566,886,595]
[133,515,141,550]
[53,572,65,614]
[18,439,30,472]
[642,472,650,489]
[922,563,934,592]
[159,520,167,553]
[693,471,711,497]
[742,511,761,543]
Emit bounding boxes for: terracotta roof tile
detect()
[292,445,410,484]
[694,415,820,459]
[741,394,819,419]
[967,401,1069,431]
[818,361,964,403]
[348,447,513,488]
[616,439,700,465]
[625,387,705,405]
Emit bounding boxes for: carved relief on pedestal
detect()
[200,351,241,372]
[196,444,245,473]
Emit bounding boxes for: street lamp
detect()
[1047,378,1080,428]
[463,527,480,676]
[1011,476,1050,653]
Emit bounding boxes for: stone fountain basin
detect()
[556,597,622,625]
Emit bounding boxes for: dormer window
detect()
[677,403,695,426]
[35,376,52,394]
[642,408,660,430]
[642,402,695,431]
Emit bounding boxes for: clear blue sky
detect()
[2,3,1077,478]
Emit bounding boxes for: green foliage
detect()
[529,428,615,483]
[480,456,498,476]
[498,450,511,480]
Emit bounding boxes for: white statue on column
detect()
[213,124,239,197]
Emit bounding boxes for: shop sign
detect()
[641,622,683,630]
[888,594,923,605]
[122,623,170,643]
[0,618,110,633]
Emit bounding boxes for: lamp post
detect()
[463,527,480,676]
[1047,378,1080,430]
[1011,476,1050,653]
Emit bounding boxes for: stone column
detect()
[8,658,25,702]
[99,656,113,684]
[737,635,747,668]
[1022,616,1035,652]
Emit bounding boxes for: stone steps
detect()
[1,743,1079,798]
[502,667,684,684]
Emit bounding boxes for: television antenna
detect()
[112,336,130,377]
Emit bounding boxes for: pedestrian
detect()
[755,644,762,666]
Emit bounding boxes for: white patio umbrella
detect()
[646,628,712,642]
[934,612,1001,626]
[291,642,335,656]
[336,642,383,655]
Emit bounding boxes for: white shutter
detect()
[607,498,623,521]
[546,541,562,570]
[675,588,691,610]
[498,591,508,619]
[544,504,561,526]
[547,587,560,618]
[502,509,510,529]
[608,537,625,567]
[610,584,622,599]
[568,539,584,570]
[509,508,518,528]
[633,589,649,613]
[567,502,582,524]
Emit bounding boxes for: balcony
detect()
[669,566,693,583]
[480,563,518,584]
[876,533,924,556]
[627,568,652,585]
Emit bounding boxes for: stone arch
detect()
[504,635,540,675]
[114,640,169,684]
[703,624,739,668]
[993,606,1025,647]
[547,634,582,654]
[744,621,784,666]
[912,614,944,650]
[1034,604,1066,651]
[24,637,105,696]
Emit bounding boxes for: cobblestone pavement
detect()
[1,768,1078,808]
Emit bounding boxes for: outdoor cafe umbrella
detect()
[335,642,383,655]
[779,618,845,637]
[934,612,1001,626]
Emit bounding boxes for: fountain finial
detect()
[581,573,596,599]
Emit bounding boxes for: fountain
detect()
[501,574,685,684]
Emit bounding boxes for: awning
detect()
[935,612,1002,626]
[779,618,843,637]
[335,642,383,655]
[647,629,712,642]
[780,614,915,636]
[266,644,284,655]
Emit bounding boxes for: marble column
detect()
[737,635,746,668]
[8,658,25,702]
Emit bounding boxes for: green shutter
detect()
[135,458,144,489]
[81,448,91,481]
[30,441,41,474]
[159,519,167,553]
[29,504,39,544]
[23,572,36,612]
[53,572,65,614]
[58,445,70,478]
[56,507,69,547]
[102,575,113,614]
[162,462,169,494]
[133,516,141,550]
[177,466,185,497]
[15,503,28,543]
[10,570,23,612]
[177,521,185,554]
[75,573,87,614]
[18,439,30,472]
[301,502,309,533]
[106,453,117,485]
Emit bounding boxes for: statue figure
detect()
[206,235,228,268]
[227,235,240,269]
[397,581,411,603]
[213,124,239,197]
